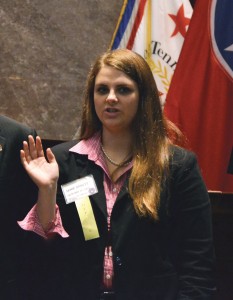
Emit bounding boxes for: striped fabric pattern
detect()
[110,0,147,50]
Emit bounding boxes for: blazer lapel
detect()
[75,156,108,218]
[111,178,139,252]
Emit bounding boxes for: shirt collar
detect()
[69,131,102,163]
[69,131,133,177]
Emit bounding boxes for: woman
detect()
[20,49,215,299]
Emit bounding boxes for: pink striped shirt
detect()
[18,131,132,289]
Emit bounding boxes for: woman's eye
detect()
[96,86,108,94]
[118,86,131,94]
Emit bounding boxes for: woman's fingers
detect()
[20,136,59,188]
[28,135,38,159]
[22,135,45,162]
[22,139,31,164]
[20,148,27,166]
[35,136,45,157]
[46,148,55,163]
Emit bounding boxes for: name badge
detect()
[61,175,99,240]
[61,175,98,204]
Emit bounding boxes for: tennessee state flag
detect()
[165,0,233,192]
[110,0,193,105]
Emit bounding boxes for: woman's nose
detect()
[106,90,118,103]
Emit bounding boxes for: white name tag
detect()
[61,175,98,204]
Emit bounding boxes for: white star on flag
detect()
[225,44,233,51]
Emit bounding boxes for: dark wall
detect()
[0,0,124,140]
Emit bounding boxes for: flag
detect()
[164,0,233,192]
[110,0,193,105]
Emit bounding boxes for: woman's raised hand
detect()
[20,135,59,189]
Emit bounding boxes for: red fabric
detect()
[164,0,233,192]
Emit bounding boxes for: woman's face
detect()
[94,66,139,134]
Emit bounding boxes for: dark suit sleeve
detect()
[169,149,216,299]
[0,118,42,297]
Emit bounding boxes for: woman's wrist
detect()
[36,183,57,230]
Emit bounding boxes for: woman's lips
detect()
[105,108,119,113]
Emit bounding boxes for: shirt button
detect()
[106,274,111,280]
[112,187,117,193]
[115,256,123,266]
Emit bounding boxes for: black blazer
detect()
[0,115,39,299]
[45,140,216,300]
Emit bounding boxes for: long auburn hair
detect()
[79,49,180,220]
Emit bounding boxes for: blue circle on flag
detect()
[211,0,233,78]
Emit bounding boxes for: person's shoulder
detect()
[169,144,198,170]
[0,115,35,137]
[51,140,85,170]
[0,115,36,142]
[51,140,79,157]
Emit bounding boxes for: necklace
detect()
[101,144,132,167]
